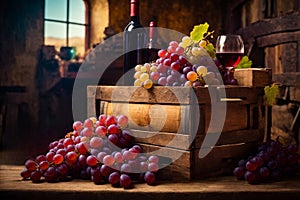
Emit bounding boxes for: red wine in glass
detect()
[216,52,244,68]
[215,34,244,85]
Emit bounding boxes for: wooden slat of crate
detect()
[133,129,263,150]
[87,85,264,107]
[131,130,191,150]
[192,142,259,178]
[202,102,248,134]
[234,68,272,87]
[137,142,259,180]
[138,143,191,169]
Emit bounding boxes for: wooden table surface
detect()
[1,165,300,200]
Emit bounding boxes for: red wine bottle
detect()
[123,0,147,85]
[146,21,159,63]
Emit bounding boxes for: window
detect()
[44,0,88,58]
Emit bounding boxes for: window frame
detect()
[44,0,90,53]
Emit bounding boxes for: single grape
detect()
[134,71,142,79]
[46,151,55,163]
[100,164,111,177]
[199,40,207,48]
[65,151,78,163]
[103,155,115,167]
[52,154,64,165]
[244,171,257,184]
[158,77,167,85]
[25,160,38,171]
[170,53,179,62]
[186,71,198,82]
[109,171,120,186]
[134,79,143,86]
[143,79,153,89]
[39,160,50,170]
[158,49,167,58]
[163,58,172,66]
[81,127,93,137]
[98,114,107,126]
[105,116,117,127]
[140,73,150,82]
[196,65,208,76]
[148,162,159,172]
[233,166,246,179]
[86,155,98,167]
[176,46,184,55]
[107,124,119,134]
[108,134,118,146]
[83,118,93,128]
[259,166,270,178]
[144,171,156,185]
[171,62,180,71]
[20,168,31,179]
[135,64,142,72]
[75,142,88,154]
[169,41,179,48]
[167,45,176,53]
[120,174,132,188]
[30,170,42,183]
[95,126,107,137]
[117,115,128,128]
[78,154,87,166]
[246,160,258,172]
[121,163,132,173]
[73,121,83,132]
[148,155,159,163]
[150,65,157,72]
[56,149,67,157]
[114,152,124,163]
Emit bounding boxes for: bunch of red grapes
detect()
[20,115,158,189]
[134,40,220,89]
[233,140,300,184]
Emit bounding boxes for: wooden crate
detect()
[87,85,267,180]
[235,68,272,87]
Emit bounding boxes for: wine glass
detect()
[215,34,244,84]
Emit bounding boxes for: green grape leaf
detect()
[205,43,216,58]
[264,84,279,106]
[235,56,252,69]
[190,22,209,42]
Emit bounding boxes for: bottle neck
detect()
[148,21,156,48]
[130,0,139,17]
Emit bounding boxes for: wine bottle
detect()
[123,0,147,86]
[146,21,159,63]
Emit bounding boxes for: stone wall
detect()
[0,0,44,132]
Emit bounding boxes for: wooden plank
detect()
[238,11,300,43]
[256,30,300,47]
[193,142,259,178]
[131,130,192,150]
[2,165,300,200]
[195,129,263,148]
[89,86,194,104]
[289,86,300,102]
[138,143,191,169]
[203,103,249,133]
[273,73,300,87]
[216,86,264,104]
[234,68,272,87]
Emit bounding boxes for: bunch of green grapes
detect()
[134,63,159,89]
[179,35,215,66]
